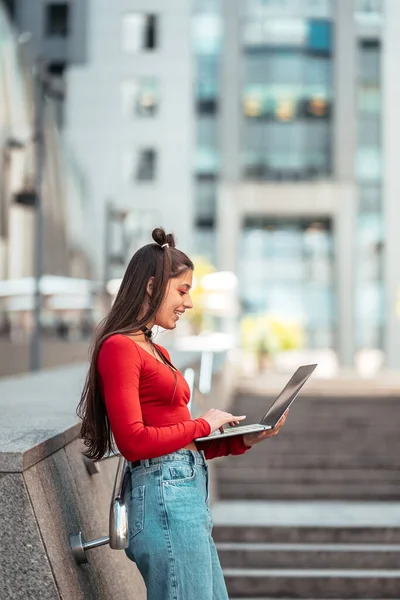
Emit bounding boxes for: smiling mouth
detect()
[174,311,184,319]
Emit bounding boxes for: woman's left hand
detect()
[242,410,289,448]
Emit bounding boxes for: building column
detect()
[334,184,357,368]
[217,0,243,272]
[217,183,241,272]
[219,0,242,182]
[333,0,357,181]
[333,0,357,367]
[382,0,400,369]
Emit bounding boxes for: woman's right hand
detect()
[200,409,246,434]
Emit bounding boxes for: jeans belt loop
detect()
[143,458,150,468]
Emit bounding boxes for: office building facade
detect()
[208,0,400,368]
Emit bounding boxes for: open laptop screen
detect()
[260,364,317,427]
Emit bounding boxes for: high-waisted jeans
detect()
[124,449,229,600]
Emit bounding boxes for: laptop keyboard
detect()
[223,424,265,433]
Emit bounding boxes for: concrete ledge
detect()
[0,363,87,472]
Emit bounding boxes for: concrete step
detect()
[217,542,400,569]
[227,453,399,470]
[224,568,400,598]
[213,526,400,545]
[218,481,400,500]
[218,467,399,484]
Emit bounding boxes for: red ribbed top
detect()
[97,334,249,461]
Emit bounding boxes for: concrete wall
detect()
[65,0,195,277]
[1,441,145,600]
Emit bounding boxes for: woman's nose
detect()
[183,294,193,309]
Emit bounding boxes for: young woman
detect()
[78,228,287,600]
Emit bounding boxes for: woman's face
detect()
[154,269,193,330]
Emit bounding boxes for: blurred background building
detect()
[0,2,92,340]
[1,0,400,371]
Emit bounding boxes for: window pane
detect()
[243,18,308,47]
[246,0,333,19]
[192,14,222,55]
[136,149,157,181]
[359,185,381,211]
[242,120,330,178]
[121,78,159,117]
[194,179,217,220]
[2,0,16,21]
[242,47,332,179]
[355,0,382,25]
[46,3,69,37]
[359,42,380,84]
[358,84,380,113]
[122,13,157,52]
[195,54,219,106]
[358,114,380,147]
[356,147,381,181]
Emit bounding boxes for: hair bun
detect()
[152,227,176,248]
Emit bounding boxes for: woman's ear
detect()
[146,277,154,297]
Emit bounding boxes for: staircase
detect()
[212,391,400,599]
[217,394,400,501]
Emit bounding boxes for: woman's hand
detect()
[242,410,288,448]
[201,408,246,434]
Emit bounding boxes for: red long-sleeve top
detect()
[97,334,250,462]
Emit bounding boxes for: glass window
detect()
[242,45,332,179]
[356,0,382,12]
[122,13,157,52]
[194,148,219,175]
[121,78,159,118]
[242,120,330,179]
[355,0,382,25]
[194,179,217,221]
[243,17,307,47]
[359,41,380,84]
[195,54,219,112]
[136,149,157,181]
[239,218,334,347]
[356,147,381,182]
[358,84,380,113]
[307,19,331,52]
[355,282,384,347]
[2,0,16,21]
[244,51,305,85]
[45,3,69,37]
[243,17,332,51]
[358,114,380,147]
[359,185,381,211]
[197,115,218,149]
[243,52,331,121]
[194,225,217,264]
[194,0,221,13]
[246,0,332,19]
[192,14,222,55]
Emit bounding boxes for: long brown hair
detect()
[77,227,194,460]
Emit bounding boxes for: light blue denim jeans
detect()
[124,449,229,600]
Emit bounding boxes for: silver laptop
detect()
[195,364,317,442]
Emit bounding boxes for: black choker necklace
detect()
[141,326,153,340]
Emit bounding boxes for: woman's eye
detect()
[179,291,186,296]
